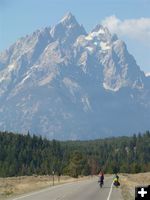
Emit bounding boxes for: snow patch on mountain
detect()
[81,95,92,112]
[63,77,80,95]
[145,72,150,77]
[100,41,111,50]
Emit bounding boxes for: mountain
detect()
[0,13,150,140]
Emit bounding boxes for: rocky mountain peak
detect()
[50,13,86,45]
[60,12,77,25]
[0,13,150,139]
[90,24,113,42]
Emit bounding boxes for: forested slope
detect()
[0,131,150,177]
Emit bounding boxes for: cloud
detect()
[101,16,150,45]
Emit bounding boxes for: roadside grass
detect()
[120,172,150,200]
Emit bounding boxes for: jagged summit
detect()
[50,12,86,45]
[89,24,118,44]
[92,24,109,34]
[60,12,77,24]
[0,13,150,140]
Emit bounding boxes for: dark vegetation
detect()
[0,131,150,178]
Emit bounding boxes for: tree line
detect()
[0,131,150,177]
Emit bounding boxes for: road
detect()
[11,176,123,200]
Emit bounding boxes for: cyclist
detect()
[113,173,120,187]
[98,170,104,188]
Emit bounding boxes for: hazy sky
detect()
[0,0,150,72]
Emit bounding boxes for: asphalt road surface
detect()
[11,176,123,200]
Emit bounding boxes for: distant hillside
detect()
[0,131,150,177]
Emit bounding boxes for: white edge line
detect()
[11,182,72,200]
[11,187,51,200]
[10,178,93,200]
[106,181,113,200]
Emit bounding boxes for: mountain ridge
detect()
[0,13,150,140]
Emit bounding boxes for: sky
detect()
[0,0,150,73]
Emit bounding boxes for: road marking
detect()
[11,187,51,200]
[11,180,80,200]
[11,178,93,200]
[106,181,113,200]
[11,183,73,200]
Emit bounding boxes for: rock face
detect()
[0,13,150,140]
